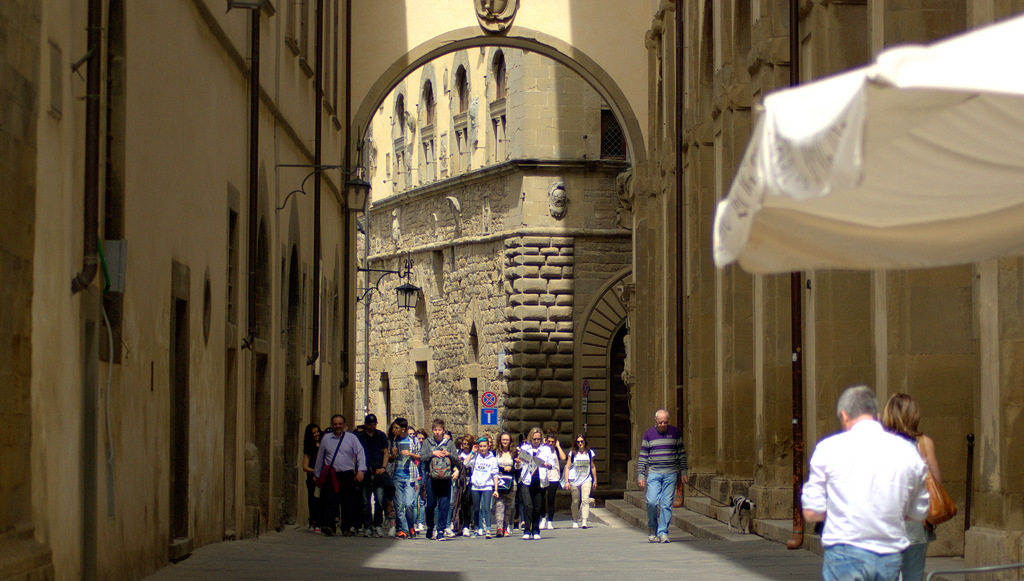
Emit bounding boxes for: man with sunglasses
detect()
[637,409,687,543]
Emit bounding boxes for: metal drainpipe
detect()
[71,0,102,294]
[309,0,323,368]
[786,0,806,551]
[76,0,103,578]
[247,7,260,346]
[341,0,353,417]
[674,0,686,435]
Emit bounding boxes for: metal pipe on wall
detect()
[71,0,103,294]
[247,7,260,346]
[341,0,354,419]
[674,0,686,434]
[786,0,806,551]
[309,0,323,369]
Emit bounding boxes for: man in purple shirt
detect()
[314,414,366,536]
[636,409,688,543]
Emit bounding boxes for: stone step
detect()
[603,499,690,542]
[620,490,759,543]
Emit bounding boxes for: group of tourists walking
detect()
[302,415,599,541]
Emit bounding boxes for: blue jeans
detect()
[471,489,494,531]
[361,475,387,528]
[393,478,416,533]
[900,542,927,581]
[425,478,452,534]
[823,544,902,581]
[645,472,677,536]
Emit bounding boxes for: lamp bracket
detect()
[276,164,365,211]
[356,258,415,304]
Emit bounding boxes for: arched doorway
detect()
[575,268,631,491]
[283,245,301,525]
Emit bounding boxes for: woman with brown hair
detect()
[516,427,557,540]
[493,432,518,537]
[566,434,597,528]
[882,393,941,581]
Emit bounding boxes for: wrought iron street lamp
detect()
[357,258,420,309]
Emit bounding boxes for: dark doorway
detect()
[253,354,270,534]
[170,294,190,541]
[607,324,629,489]
[283,248,301,524]
[415,361,430,427]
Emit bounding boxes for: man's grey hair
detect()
[836,385,877,420]
[654,409,669,419]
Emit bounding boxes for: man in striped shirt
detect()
[637,409,688,543]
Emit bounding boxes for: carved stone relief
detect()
[548,180,568,220]
[474,0,519,33]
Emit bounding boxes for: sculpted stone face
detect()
[548,180,568,219]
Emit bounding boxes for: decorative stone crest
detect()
[474,0,519,33]
[548,180,568,220]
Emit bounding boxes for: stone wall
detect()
[0,0,53,579]
[502,236,576,436]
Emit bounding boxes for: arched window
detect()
[421,81,436,183]
[422,81,435,126]
[492,52,506,100]
[394,94,408,188]
[455,66,469,113]
[394,94,406,135]
[489,52,508,162]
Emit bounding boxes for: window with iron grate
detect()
[601,109,626,159]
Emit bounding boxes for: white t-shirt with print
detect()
[567,449,596,487]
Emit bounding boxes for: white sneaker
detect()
[545,520,554,530]
[539,517,548,529]
[444,529,456,538]
[572,522,579,529]
[581,522,588,529]
[462,527,471,537]
[522,533,531,540]
[532,533,542,540]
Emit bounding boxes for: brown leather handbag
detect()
[919,439,956,528]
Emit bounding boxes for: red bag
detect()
[316,465,340,493]
[316,433,345,493]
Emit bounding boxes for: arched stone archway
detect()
[574,267,632,490]
[350,26,647,169]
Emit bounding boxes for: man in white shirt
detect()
[801,385,930,581]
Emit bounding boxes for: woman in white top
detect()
[493,432,518,537]
[516,427,557,540]
[566,434,597,528]
[469,437,500,538]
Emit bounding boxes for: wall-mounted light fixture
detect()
[276,164,371,213]
[358,258,420,309]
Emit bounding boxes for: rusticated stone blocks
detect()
[503,235,576,434]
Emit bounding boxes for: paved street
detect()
[143,509,822,580]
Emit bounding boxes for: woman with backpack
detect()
[517,427,557,540]
[567,434,598,529]
[493,432,518,537]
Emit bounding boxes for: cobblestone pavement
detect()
[143,510,823,580]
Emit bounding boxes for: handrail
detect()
[925,562,1024,580]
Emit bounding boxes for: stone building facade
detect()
[0,1,54,578]
[358,49,633,486]
[6,1,357,579]
[633,0,1024,567]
